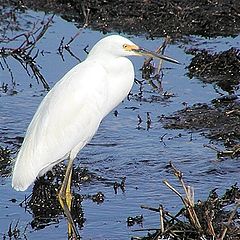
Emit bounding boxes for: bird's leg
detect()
[58,156,80,239]
[66,167,73,237]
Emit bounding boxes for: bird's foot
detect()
[58,187,80,239]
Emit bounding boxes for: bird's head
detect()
[88,35,179,64]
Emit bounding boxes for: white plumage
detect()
[12,35,135,191]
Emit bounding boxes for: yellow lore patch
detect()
[122,44,139,51]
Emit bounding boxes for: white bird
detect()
[12,35,178,238]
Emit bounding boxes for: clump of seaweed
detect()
[132,162,240,240]
[16,0,240,37]
[160,99,240,157]
[18,164,109,233]
[25,176,63,230]
[0,146,12,176]
[187,48,240,94]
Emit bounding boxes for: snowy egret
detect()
[12,35,179,238]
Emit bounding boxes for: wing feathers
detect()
[12,60,107,191]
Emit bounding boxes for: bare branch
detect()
[0,15,54,90]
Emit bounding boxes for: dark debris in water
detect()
[3,220,27,240]
[87,191,105,204]
[132,162,240,240]
[0,2,54,90]
[187,48,240,94]
[160,100,240,153]
[0,146,12,176]
[16,162,129,234]
[127,215,143,227]
[17,0,240,37]
[113,176,126,194]
[20,164,107,232]
[27,177,63,230]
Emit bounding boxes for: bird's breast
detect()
[102,57,134,116]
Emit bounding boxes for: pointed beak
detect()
[133,47,180,64]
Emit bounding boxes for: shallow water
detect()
[1,10,240,239]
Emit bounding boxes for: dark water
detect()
[1,10,240,239]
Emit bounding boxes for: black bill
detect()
[134,48,180,64]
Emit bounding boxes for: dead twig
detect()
[142,36,171,76]
[204,208,216,237]
[58,33,82,62]
[80,2,90,28]
[219,201,240,240]
[0,15,54,90]
[164,162,203,235]
[204,144,240,158]
[141,36,171,93]
[57,3,90,62]
[156,36,171,74]
[134,165,240,240]
[159,204,164,233]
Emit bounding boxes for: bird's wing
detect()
[12,60,108,191]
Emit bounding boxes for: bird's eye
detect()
[123,44,128,49]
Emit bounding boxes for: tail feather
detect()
[12,148,37,191]
[12,161,36,191]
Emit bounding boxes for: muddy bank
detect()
[7,0,240,37]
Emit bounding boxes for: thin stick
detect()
[166,162,203,233]
[156,36,170,74]
[162,179,184,200]
[159,204,164,233]
[81,2,90,28]
[219,201,240,240]
[0,15,54,89]
[203,144,222,153]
